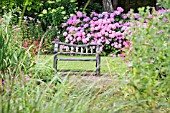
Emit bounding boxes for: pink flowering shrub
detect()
[58,7,132,55]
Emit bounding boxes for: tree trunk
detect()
[102,0,114,12]
[112,0,118,10]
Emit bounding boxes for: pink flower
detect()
[77,11,83,18]
[82,39,87,44]
[145,19,149,23]
[90,27,95,32]
[117,7,124,13]
[110,13,115,18]
[77,37,81,41]
[65,39,69,43]
[158,9,167,13]
[91,12,98,16]
[110,18,114,22]
[84,24,89,28]
[104,32,109,36]
[97,39,102,43]
[114,11,121,15]
[163,17,168,22]
[105,39,110,44]
[123,41,131,48]
[23,77,28,82]
[83,17,90,22]
[68,27,75,33]
[134,13,140,19]
[93,17,98,21]
[77,32,82,37]
[109,34,115,38]
[63,32,68,36]
[122,14,127,19]
[67,19,73,25]
[147,14,153,18]
[21,84,24,88]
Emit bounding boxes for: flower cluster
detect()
[60,7,132,55]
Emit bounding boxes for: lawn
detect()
[35,55,128,75]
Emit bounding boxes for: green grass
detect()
[36,55,128,75]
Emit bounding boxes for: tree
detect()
[102,0,114,12]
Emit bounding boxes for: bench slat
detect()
[57,58,96,61]
[57,52,96,55]
[53,41,102,47]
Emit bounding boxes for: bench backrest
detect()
[53,41,102,55]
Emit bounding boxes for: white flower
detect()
[52,9,56,13]
[47,1,55,4]
[42,9,47,14]
[60,6,64,10]
[61,11,66,15]
[70,0,76,2]
[38,14,44,17]
[56,0,61,2]
[63,17,67,20]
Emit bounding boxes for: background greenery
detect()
[0,0,170,113]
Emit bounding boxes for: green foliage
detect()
[0,2,170,113]
[158,0,170,9]
[0,12,32,76]
[122,8,170,111]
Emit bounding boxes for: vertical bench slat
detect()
[60,45,63,52]
[54,43,58,52]
[86,47,88,53]
[90,47,93,54]
[76,47,79,53]
[81,47,83,53]
[66,46,69,52]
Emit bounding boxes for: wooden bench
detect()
[53,41,102,76]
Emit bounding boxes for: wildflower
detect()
[76,11,83,18]
[70,14,74,16]
[70,0,76,2]
[83,17,90,22]
[147,14,153,18]
[52,9,56,13]
[48,26,52,29]
[163,17,168,22]
[23,77,28,82]
[62,23,67,28]
[21,84,24,88]
[134,13,140,19]
[145,19,149,23]
[114,11,121,15]
[77,37,81,41]
[56,0,61,2]
[117,7,124,13]
[60,6,64,9]
[39,14,43,17]
[63,17,67,20]
[61,11,66,15]
[122,14,127,19]
[47,1,55,3]
[42,9,47,14]
[63,32,68,36]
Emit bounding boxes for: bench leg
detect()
[53,54,58,73]
[96,54,100,76]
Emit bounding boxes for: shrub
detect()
[58,7,132,55]
[121,8,170,111]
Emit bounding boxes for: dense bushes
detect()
[120,8,170,111]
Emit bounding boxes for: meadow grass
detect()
[35,55,128,76]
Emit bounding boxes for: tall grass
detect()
[0,8,170,113]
